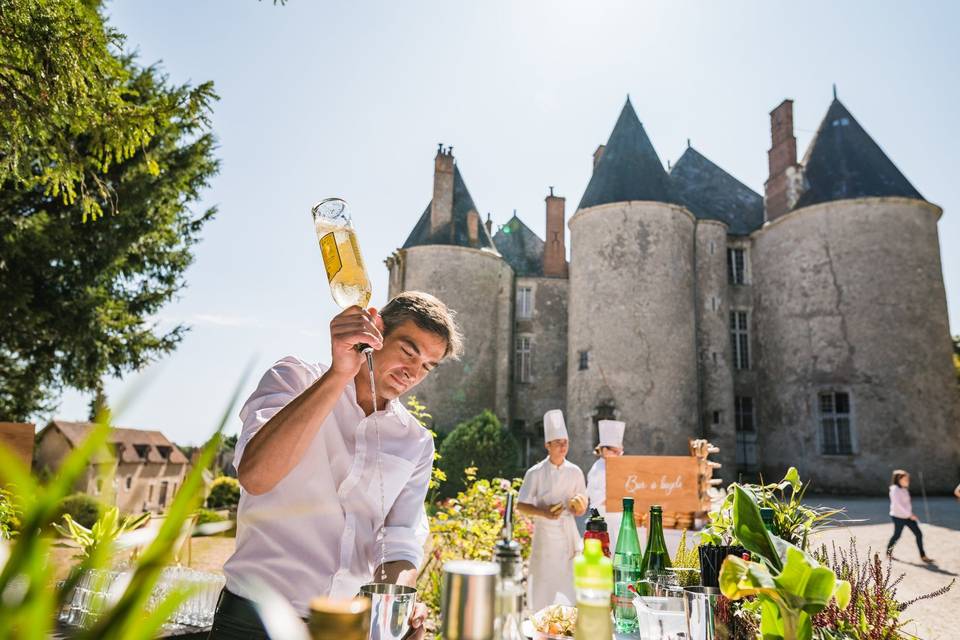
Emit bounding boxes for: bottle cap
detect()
[760,507,775,521]
[585,508,607,532]
[574,539,613,590]
[622,497,634,510]
[650,504,662,513]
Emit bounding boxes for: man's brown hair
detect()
[380,291,464,360]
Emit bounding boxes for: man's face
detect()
[545,438,569,459]
[372,319,448,400]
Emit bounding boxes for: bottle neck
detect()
[647,512,667,552]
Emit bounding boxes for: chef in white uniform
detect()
[586,419,625,549]
[517,409,588,612]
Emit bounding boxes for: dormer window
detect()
[156,446,172,461]
[133,444,150,460]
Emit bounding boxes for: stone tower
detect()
[566,99,701,472]
[753,98,959,493]
[385,145,513,429]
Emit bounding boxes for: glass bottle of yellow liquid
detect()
[312,197,372,309]
[573,538,614,640]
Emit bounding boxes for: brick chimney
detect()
[431,144,454,240]
[466,209,479,246]
[764,100,801,221]
[593,145,606,171]
[543,187,568,277]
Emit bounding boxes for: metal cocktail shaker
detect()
[440,560,499,640]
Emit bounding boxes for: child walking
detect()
[887,469,934,563]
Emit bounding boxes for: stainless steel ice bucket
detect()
[683,586,727,640]
[440,560,498,640]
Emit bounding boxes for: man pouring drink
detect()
[209,200,464,638]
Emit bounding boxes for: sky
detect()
[54,0,960,445]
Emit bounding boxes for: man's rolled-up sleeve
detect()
[233,356,313,472]
[379,435,435,569]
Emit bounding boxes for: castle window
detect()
[712,410,722,426]
[515,336,532,383]
[730,310,750,370]
[734,396,754,432]
[578,350,589,371]
[819,391,854,455]
[727,248,747,285]
[125,476,132,491]
[517,286,534,319]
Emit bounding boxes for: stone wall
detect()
[693,222,737,482]
[388,245,513,431]
[566,201,700,472]
[512,276,568,465]
[752,197,959,493]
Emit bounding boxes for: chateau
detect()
[386,95,958,493]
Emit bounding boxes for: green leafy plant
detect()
[55,493,106,530]
[436,410,522,499]
[719,486,851,640]
[0,368,249,639]
[53,506,151,562]
[417,468,533,618]
[702,467,844,550]
[205,476,241,509]
[0,488,21,539]
[406,396,446,498]
[812,539,953,639]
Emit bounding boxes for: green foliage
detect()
[53,506,150,562]
[437,410,522,499]
[701,467,844,551]
[206,476,241,509]
[0,488,21,539]
[417,468,533,619]
[812,539,954,640]
[56,493,106,530]
[0,26,219,422]
[672,529,701,587]
[0,0,218,223]
[0,366,250,638]
[406,396,446,497]
[193,508,227,527]
[719,486,850,640]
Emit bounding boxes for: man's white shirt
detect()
[224,356,434,616]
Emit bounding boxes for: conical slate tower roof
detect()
[670,146,764,235]
[492,213,545,276]
[402,165,497,250]
[795,98,923,209]
[578,98,673,210]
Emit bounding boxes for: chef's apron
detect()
[527,512,581,612]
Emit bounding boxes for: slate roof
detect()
[578,98,674,209]
[402,165,497,250]
[492,214,545,276]
[670,146,764,235]
[46,420,188,464]
[795,98,924,209]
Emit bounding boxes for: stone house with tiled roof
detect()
[35,420,189,513]
[386,93,959,494]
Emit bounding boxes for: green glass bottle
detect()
[760,507,777,535]
[638,505,672,581]
[613,497,642,633]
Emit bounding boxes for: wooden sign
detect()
[605,455,700,514]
